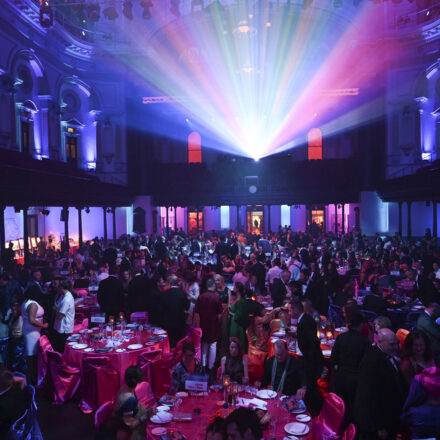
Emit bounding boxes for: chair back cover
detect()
[186,327,202,360]
[341,424,356,440]
[319,392,346,435]
[247,345,267,384]
[37,335,53,391]
[94,401,114,430]
[47,350,81,405]
[396,328,410,348]
[135,381,155,406]
[80,356,119,413]
[139,349,163,383]
[6,385,43,440]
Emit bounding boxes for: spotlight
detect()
[103,5,119,20]
[141,1,153,19]
[123,1,133,20]
[170,0,180,17]
[87,3,100,22]
[39,2,53,28]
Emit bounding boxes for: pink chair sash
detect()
[135,381,155,407]
[185,327,202,360]
[318,392,346,436]
[79,357,119,414]
[309,418,339,440]
[37,336,53,392]
[130,312,149,324]
[94,401,114,430]
[76,288,89,297]
[341,424,356,440]
[139,349,163,384]
[46,350,81,405]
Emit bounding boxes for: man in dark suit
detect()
[290,299,325,386]
[127,271,150,314]
[249,254,267,294]
[271,270,291,307]
[301,269,328,316]
[97,266,124,321]
[354,328,407,440]
[416,302,440,356]
[412,268,438,306]
[160,275,190,347]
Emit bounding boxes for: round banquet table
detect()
[146,390,313,440]
[64,329,170,382]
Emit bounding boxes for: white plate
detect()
[292,407,307,414]
[153,328,167,335]
[283,436,299,440]
[150,412,173,424]
[256,389,277,399]
[270,337,279,343]
[72,344,88,350]
[68,342,77,346]
[296,414,311,422]
[322,349,332,357]
[335,327,346,333]
[84,348,94,352]
[126,323,138,328]
[156,405,170,412]
[127,344,143,350]
[265,306,274,310]
[285,422,310,436]
[176,391,188,398]
[116,348,126,353]
[273,331,286,337]
[151,427,167,436]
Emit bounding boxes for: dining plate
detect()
[116,348,126,353]
[272,331,286,337]
[72,344,88,350]
[265,306,274,310]
[156,406,170,412]
[176,391,188,398]
[153,328,167,335]
[151,427,167,436]
[84,348,94,352]
[322,349,332,357]
[296,414,311,422]
[127,344,143,350]
[283,436,299,440]
[126,323,138,328]
[67,335,80,341]
[150,412,173,424]
[68,342,77,346]
[284,422,310,436]
[335,327,346,333]
[256,389,277,399]
[145,341,156,346]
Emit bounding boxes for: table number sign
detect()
[185,374,209,392]
[90,312,106,324]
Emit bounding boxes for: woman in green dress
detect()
[229,282,249,353]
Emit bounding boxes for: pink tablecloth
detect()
[146,391,313,440]
[64,331,170,382]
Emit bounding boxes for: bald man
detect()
[354,328,407,440]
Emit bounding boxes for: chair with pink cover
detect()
[318,392,346,436]
[309,418,339,440]
[46,350,81,405]
[138,349,163,384]
[185,327,202,360]
[37,335,53,393]
[130,312,149,324]
[94,401,114,430]
[247,345,267,385]
[135,381,155,407]
[73,318,89,334]
[341,424,356,440]
[79,357,120,413]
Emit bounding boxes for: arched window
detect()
[308,128,322,160]
[188,132,202,163]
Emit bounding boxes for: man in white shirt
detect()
[266,258,283,285]
[433,262,440,280]
[97,262,109,283]
[52,279,75,353]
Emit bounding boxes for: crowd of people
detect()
[1,226,440,439]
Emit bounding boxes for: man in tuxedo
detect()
[271,270,291,307]
[301,268,328,316]
[290,299,325,386]
[127,270,150,314]
[417,302,440,356]
[412,268,438,306]
[97,266,124,321]
[160,275,190,347]
[354,328,407,440]
[249,254,267,294]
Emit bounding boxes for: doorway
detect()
[247,206,264,234]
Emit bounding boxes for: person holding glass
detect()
[171,341,204,393]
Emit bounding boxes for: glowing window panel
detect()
[308,128,322,160]
[188,132,202,163]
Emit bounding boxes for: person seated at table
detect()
[220,337,249,385]
[206,417,226,440]
[114,366,155,440]
[0,369,28,439]
[225,407,262,440]
[171,341,204,394]
[400,329,437,385]
[256,339,322,416]
[401,366,440,439]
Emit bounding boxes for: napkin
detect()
[249,398,267,409]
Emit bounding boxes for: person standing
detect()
[98,266,124,322]
[194,277,223,373]
[229,283,249,353]
[160,276,190,347]
[52,279,75,353]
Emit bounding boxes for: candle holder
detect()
[222,375,230,403]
